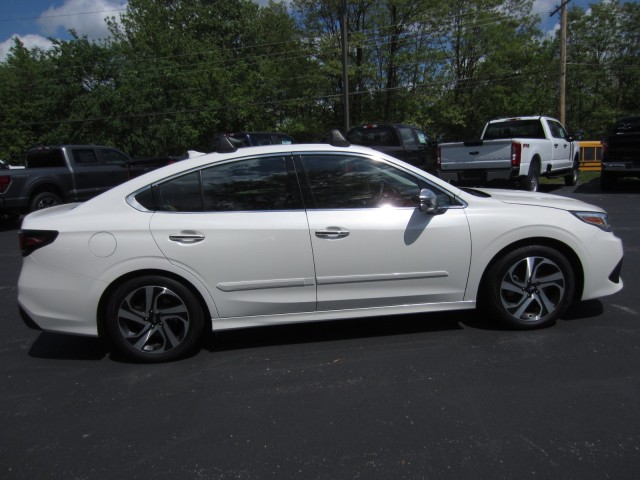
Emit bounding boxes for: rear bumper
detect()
[602,161,640,174]
[19,306,42,331]
[437,168,514,183]
[18,257,103,337]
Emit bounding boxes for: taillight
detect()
[511,142,522,167]
[19,230,58,257]
[0,175,10,193]
[436,147,441,169]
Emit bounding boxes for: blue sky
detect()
[0,0,611,61]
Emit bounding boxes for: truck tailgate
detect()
[439,139,512,170]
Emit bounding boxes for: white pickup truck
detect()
[436,116,580,191]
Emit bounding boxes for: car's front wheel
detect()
[564,156,579,186]
[105,276,205,362]
[484,246,575,329]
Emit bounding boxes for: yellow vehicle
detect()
[579,141,602,171]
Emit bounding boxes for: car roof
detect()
[71,141,465,216]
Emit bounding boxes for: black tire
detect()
[105,275,205,362]
[484,245,575,329]
[30,191,62,212]
[522,162,539,192]
[564,156,579,186]
[600,170,616,192]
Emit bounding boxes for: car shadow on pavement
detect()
[24,301,606,362]
[562,299,605,321]
[203,310,484,354]
[29,332,109,361]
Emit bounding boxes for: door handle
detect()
[169,231,205,244]
[315,228,350,239]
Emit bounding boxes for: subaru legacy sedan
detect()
[17,135,623,362]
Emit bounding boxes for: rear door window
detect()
[397,126,418,148]
[98,148,130,166]
[72,149,99,165]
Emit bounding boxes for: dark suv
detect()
[347,124,436,171]
[601,116,640,191]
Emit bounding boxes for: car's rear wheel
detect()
[521,162,539,192]
[105,276,204,362]
[484,245,574,329]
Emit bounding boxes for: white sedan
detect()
[17,135,623,362]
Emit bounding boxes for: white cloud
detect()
[0,34,54,61]
[37,0,127,40]
[533,0,558,17]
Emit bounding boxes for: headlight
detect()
[571,211,612,232]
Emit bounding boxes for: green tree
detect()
[0,39,52,163]
[564,0,640,138]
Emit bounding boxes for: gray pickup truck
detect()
[0,145,180,219]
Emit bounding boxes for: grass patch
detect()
[541,170,600,185]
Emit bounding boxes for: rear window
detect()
[483,120,546,140]
[25,149,66,168]
[248,133,293,146]
[347,126,397,147]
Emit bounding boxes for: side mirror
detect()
[419,188,441,214]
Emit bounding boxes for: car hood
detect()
[475,188,605,212]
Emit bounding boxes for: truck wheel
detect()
[522,164,539,192]
[30,192,62,211]
[564,157,579,186]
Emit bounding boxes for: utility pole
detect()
[340,0,350,133]
[550,0,572,125]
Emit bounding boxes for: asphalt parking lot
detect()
[1,177,639,479]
